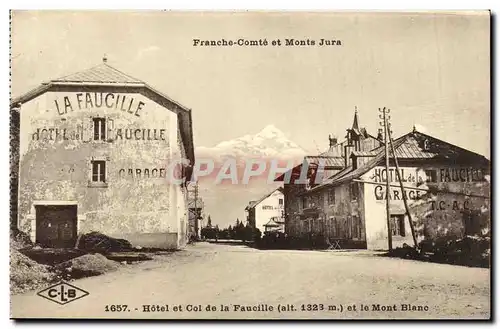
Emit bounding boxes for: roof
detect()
[327,136,408,186]
[264,218,285,227]
[319,140,346,157]
[53,63,143,84]
[10,61,195,166]
[305,156,344,168]
[245,187,284,210]
[305,130,490,193]
[351,150,378,157]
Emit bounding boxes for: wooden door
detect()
[36,205,77,248]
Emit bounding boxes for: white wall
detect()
[362,165,489,250]
[254,190,284,235]
[17,90,187,248]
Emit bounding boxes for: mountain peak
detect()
[197,124,306,160]
[257,124,285,138]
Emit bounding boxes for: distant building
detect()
[263,217,285,233]
[245,188,284,235]
[188,183,204,241]
[11,59,195,249]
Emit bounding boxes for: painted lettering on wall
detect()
[54,93,145,117]
[118,168,167,179]
[112,128,166,141]
[371,167,485,183]
[31,125,166,141]
[371,168,416,183]
[374,185,423,201]
[430,199,470,211]
[31,125,85,141]
[438,168,484,183]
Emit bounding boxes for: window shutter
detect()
[82,117,93,143]
[106,118,114,143]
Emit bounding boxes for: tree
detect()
[207,215,212,228]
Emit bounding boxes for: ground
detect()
[11,242,490,320]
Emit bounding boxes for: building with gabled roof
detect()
[296,128,490,250]
[10,58,195,249]
[245,187,284,236]
[274,110,382,243]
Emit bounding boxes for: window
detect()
[391,215,405,237]
[278,198,284,206]
[318,194,324,207]
[262,205,273,210]
[91,160,106,183]
[350,183,359,201]
[93,117,106,141]
[328,189,336,204]
[301,197,307,209]
[425,169,437,183]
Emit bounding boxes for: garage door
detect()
[35,205,77,248]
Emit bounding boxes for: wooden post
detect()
[379,107,392,251]
[387,126,418,248]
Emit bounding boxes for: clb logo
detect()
[37,281,89,305]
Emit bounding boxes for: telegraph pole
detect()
[379,107,392,251]
[194,181,199,240]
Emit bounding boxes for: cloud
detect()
[413,124,428,133]
[136,46,160,59]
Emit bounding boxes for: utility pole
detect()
[194,181,199,240]
[379,107,392,251]
[387,126,418,248]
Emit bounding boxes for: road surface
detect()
[11,242,490,319]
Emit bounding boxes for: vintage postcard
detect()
[9,11,491,320]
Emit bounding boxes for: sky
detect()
[10,11,491,227]
[11,11,490,157]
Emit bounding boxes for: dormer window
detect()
[423,139,430,151]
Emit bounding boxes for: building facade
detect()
[11,60,195,250]
[276,111,382,243]
[245,188,285,235]
[294,129,490,250]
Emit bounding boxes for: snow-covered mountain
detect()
[196,125,306,160]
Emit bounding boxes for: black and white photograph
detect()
[9,10,491,320]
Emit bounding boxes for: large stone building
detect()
[10,59,195,249]
[275,111,382,243]
[276,111,490,250]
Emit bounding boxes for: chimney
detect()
[328,134,338,147]
[377,128,384,142]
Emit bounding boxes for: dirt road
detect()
[11,242,490,319]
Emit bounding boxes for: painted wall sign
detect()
[370,167,485,184]
[54,92,145,117]
[430,199,470,211]
[119,168,167,179]
[112,128,166,141]
[31,126,85,141]
[374,185,424,201]
[371,168,416,183]
[31,126,166,141]
[438,168,484,183]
